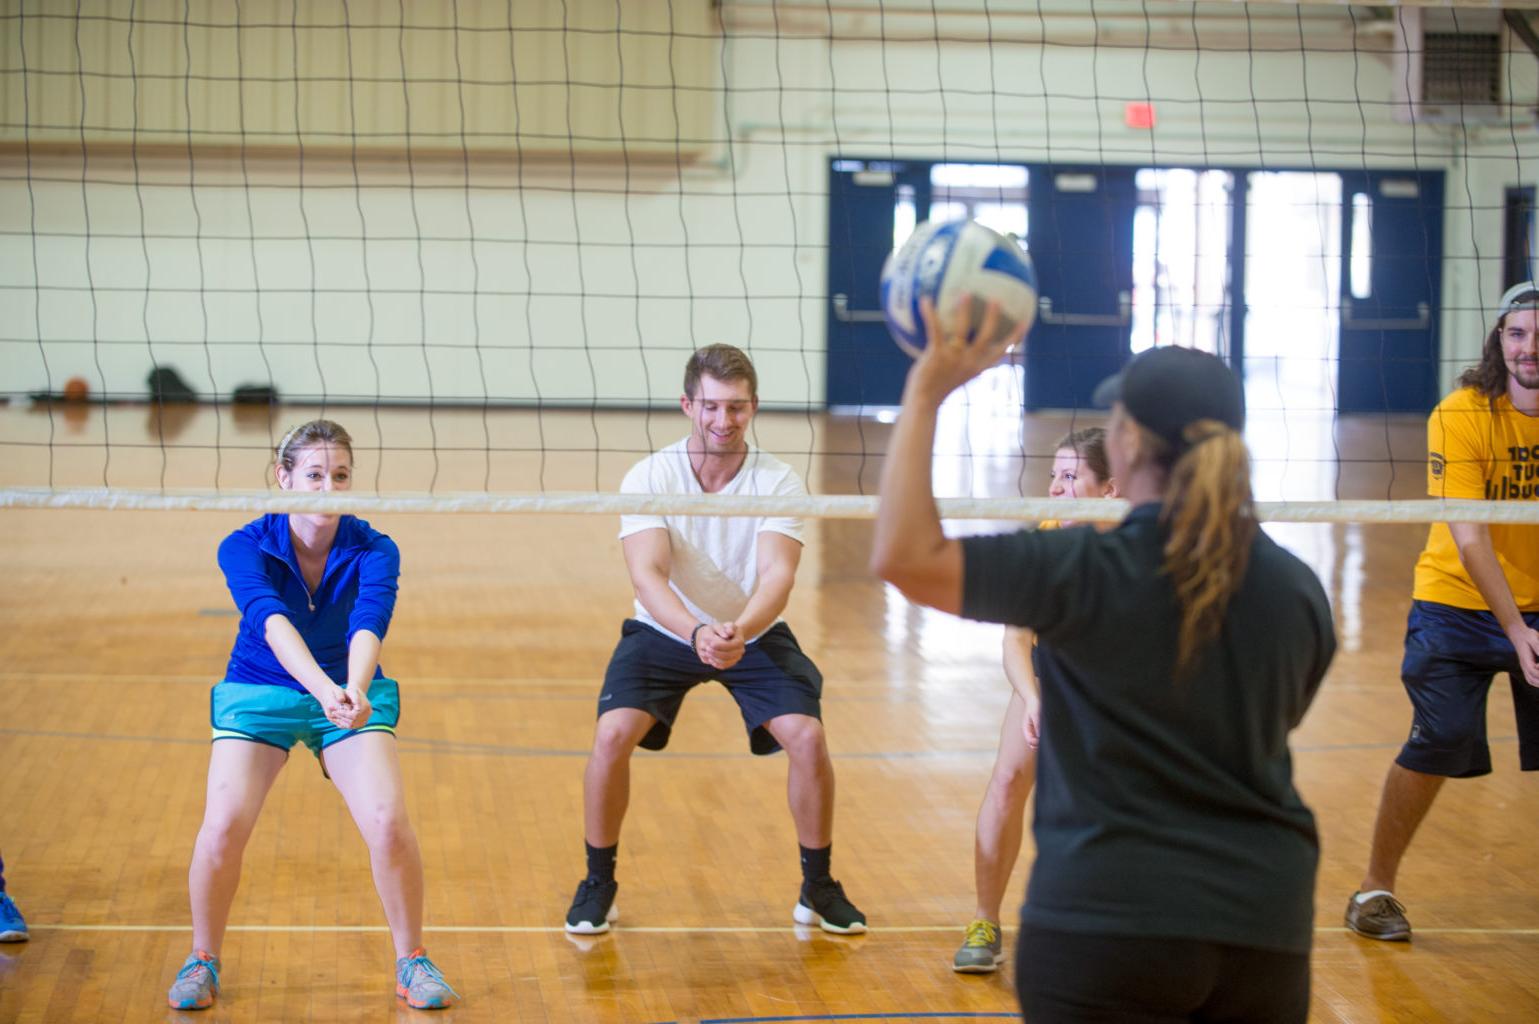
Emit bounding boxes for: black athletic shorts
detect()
[1016,926,1310,1024]
[598,619,823,755]
[1397,600,1539,778]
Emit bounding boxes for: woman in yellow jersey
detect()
[952,427,1118,973]
[1347,281,1539,943]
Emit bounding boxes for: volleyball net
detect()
[3,0,1538,524]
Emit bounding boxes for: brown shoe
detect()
[1345,892,1411,941]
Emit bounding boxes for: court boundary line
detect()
[695,1015,1020,1022]
[0,671,1026,689]
[5,725,1513,760]
[27,923,1539,936]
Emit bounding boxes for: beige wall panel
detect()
[3,0,721,158]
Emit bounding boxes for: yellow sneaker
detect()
[952,918,1004,973]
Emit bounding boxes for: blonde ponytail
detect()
[1155,419,1256,675]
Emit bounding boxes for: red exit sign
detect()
[1124,102,1156,129]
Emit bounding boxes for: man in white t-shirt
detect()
[563,344,866,937]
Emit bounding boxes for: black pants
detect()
[1015,926,1309,1024]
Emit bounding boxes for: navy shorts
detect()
[1397,600,1539,778]
[599,619,823,755]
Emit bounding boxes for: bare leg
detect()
[324,733,424,959]
[974,691,1037,923]
[188,741,288,955]
[1361,762,1447,893]
[764,714,834,847]
[584,708,657,847]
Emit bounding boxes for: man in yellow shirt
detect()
[1346,281,1539,942]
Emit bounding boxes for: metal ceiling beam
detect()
[1504,10,1539,62]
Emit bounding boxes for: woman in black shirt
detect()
[872,300,1335,1023]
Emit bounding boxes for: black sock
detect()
[800,843,832,884]
[585,841,618,883]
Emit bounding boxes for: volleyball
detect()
[879,219,1038,358]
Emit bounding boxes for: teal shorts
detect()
[210,679,401,758]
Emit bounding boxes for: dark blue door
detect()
[825,160,930,407]
[1337,170,1443,413]
[1025,165,1138,410]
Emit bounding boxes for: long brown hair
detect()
[1136,417,1256,675]
[1458,323,1511,399]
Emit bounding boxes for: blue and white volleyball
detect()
[879,219,1038,358]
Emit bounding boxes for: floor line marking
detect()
[5,726,1507,760]
[695,1015,1020,1023]
[0,727,998,760]
[0,671,986,690]
[27,923,1539,936]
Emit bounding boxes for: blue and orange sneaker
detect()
[166,950,220,1010]
[395,948,458,1010]
[0,894,27,942]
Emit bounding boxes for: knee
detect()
[591,718,644,765]
[360,806,415,857]
[776,718,829,765]
[984,761,1032,810]
[195,814,254,866]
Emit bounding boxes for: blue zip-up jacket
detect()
[218,514,400,693]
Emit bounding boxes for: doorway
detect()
[826,159,1442,414]
[1243,171,1342,417]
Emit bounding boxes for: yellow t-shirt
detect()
[1413,387,1539,611]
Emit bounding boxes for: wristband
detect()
[690,622,707,654]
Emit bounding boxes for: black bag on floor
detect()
[232,384,279,404]
[147,365,197,402]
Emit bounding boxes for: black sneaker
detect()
[565,877,619,934]
[1344,892,1411,942]
[793,877,867,934]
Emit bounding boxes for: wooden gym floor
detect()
[1,399,1536,1023]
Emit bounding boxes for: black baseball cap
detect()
[1092,346,1244,452]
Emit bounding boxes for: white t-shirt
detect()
[618,437,806,643]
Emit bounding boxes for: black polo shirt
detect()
[961,503,1335,954]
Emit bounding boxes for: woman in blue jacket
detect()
[167,420,456,1012]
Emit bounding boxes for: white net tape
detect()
[4,488,1538,525]
[5,1,1538,529]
